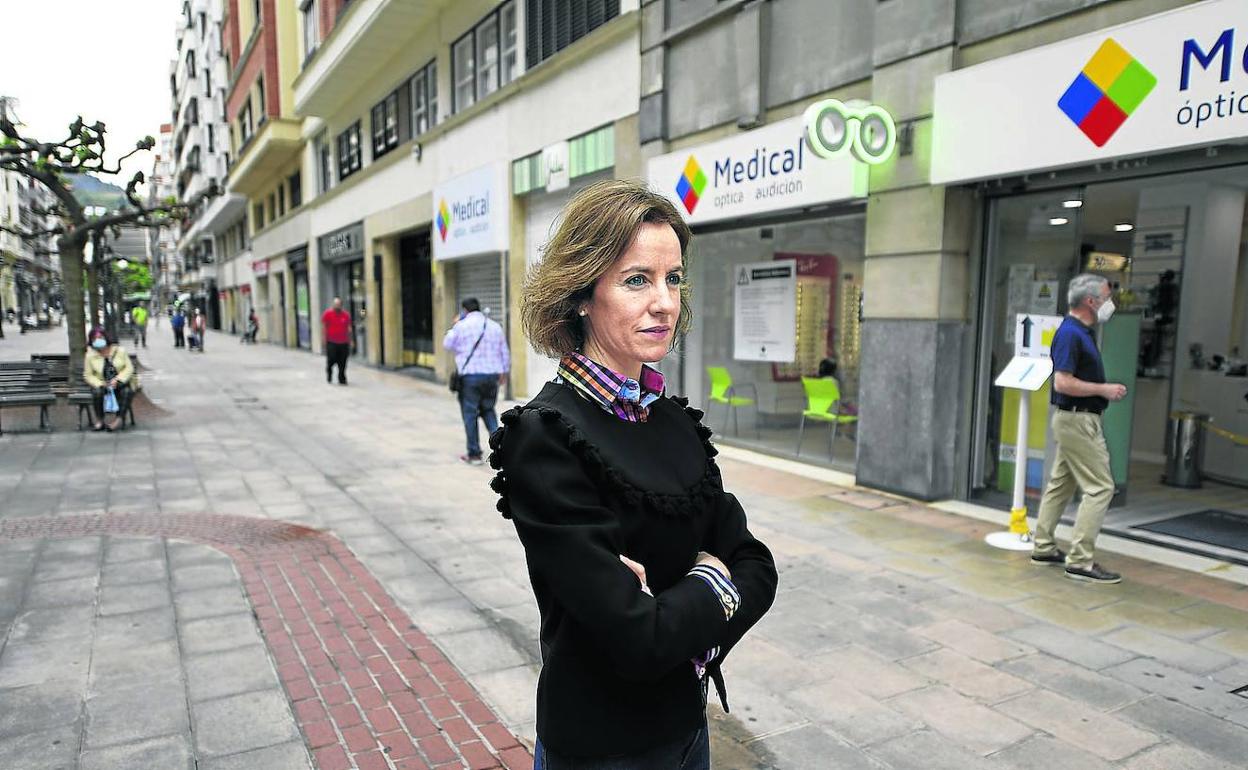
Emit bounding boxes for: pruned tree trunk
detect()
[58,235,87,376]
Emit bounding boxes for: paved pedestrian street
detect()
[2,327,1248,769]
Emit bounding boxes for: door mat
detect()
[1134,509,1248,552]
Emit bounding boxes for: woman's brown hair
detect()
[522,179,693,358]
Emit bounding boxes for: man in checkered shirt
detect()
[443,297,510,465]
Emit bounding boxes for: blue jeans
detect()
[459,373,499,457]
[533,719,710,770]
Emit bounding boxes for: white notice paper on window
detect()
[733,259,797,362]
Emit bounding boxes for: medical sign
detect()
[432,164,508,260]
[933,0,1248,183]
[648,99,897,225]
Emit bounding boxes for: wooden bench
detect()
[31,353,71,396]
[0,362,56,435]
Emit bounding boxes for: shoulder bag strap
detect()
[460,319,488,371]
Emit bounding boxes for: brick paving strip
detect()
[0,514,533,770]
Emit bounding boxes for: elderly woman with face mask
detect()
[488,180,777,769]
[83,327,134,431]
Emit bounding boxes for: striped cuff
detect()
[688,564,741,621]
[693,646,720,679]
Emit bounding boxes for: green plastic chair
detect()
[796,376,857,457]
[706,366,758,438]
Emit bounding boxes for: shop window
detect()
[525,0,618,70]
[511,152,546,195]
[336,121,362,180]
[569,124,613,178]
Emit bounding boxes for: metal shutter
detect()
[455,255,506,332]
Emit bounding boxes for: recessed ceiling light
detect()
[1049,217,1069,226]
[1114,223,1134,232]
[1062,200,1083,208]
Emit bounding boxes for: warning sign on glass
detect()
[733,259,796,362]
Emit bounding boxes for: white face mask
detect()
[1096,298,1116,323]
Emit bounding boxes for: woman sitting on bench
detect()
[83,327,134,432]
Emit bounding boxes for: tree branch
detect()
[0,221,64,240]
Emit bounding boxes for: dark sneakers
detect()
[1031,548,1066,565]
[1065,563,1122,584]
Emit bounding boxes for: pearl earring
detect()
[579,310,587,316]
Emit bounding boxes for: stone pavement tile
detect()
[1009,597,1123,634]
[1004,624,1136,671]
[88,640,181,691]
[877,553,948,579]
[98,580,170,616]
[986,734,1113,769]
[6,604,94,644]
[178,612,263,656]
[999,653,1146,711]
[0,638,91,689]
[1102,658,1248,718]
[787,682,922,747]
[833,590,937,628]
[996,689,1158,761]
[100,558,168,586]
[198,740,313,770]
[901,649,1033,703]
[103,537,166,564]
[1210,661,1248,687]
[1116,695,1248,767]
[456,576,534,612]
[0,680,82,739]
[809,644,928,699]
[32,555,101,582]
[1011,574,1124,610]
[93,605,177,648]
[402,596,497,636]
[471,664,541,727]
[939,573,1036,603]
[191,687,301,758]
[834,612,941,662]
[1200,629,1248,657]
[85,729,192,768]
[888,685,1033,756]
[1174,601,1248,631]
[724,638,836,693]
[23,575,97,609]
[428,552,506,585]
[385,573,463,608]
[172,584,250,621]
[754,606,854,658]
[1097,601,1221,639]
[866,729,995,770]
[41,536,103,559]
[1121,742,1242,770]
[438,627,532,676]
[185,646,280,703]
[717,675,808,740]
[1103,626,1236,675]
[84,680,189,749]
[922,594,1033,634]
[752,724,886,769]
[915,619,1034,664]
[171,561,240,592]
[0,725,80,770]
[167,542,233,569]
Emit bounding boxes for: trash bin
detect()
[1163,412,1207,488]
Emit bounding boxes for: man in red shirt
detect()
[321,297,353,385]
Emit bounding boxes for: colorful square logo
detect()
[1058,38,1156,147]
[675,156,707,215]
[436,199,450,241]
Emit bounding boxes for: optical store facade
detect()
[929,0,1248,543]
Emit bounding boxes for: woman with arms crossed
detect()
[489,180,777,769]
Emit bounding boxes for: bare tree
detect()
[0,116,217,370]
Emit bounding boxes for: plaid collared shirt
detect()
[442,312,510,375]
[556,352,665,423]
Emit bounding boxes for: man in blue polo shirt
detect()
[1031,273,1128,584]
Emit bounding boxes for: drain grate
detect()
[1231,685,1248,699]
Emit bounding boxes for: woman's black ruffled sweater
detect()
[488,381,778,758]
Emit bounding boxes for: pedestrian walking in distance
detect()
[443,298,509,465]
[489,180,777,768]
[171,306,186,348]
[1032,273,1128,584]
[322,297,352,385]
[190,308,207,352]
[131,304,148,348]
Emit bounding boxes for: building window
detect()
[315,132,332,194]
[253,201,265,231]
[336,122,361,180]
[199,12,206,37]
[411,59,437,136]
[277,185,286,217]
[526,0,619,69]
[289,170,302,208]
[186,49,197,78]
[267,192,276,222]
[452,2,516,114]
[301,0,319,63]
[370,86,406,159]
[255,75,266,122]
[238,99,254,147]
[252,0,261,25]
[207,124,215,153]
[205,67,212,96]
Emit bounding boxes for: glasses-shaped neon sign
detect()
[802,99,897,165]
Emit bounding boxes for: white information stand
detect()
[985,313,1061,551]
[733,260,797,362]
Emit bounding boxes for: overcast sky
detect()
[0,0,182,195]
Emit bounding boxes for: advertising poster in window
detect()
[733,259,796,362]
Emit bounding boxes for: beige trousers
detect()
[1033,410,1115,567]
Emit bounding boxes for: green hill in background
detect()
[67,174,128,211]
